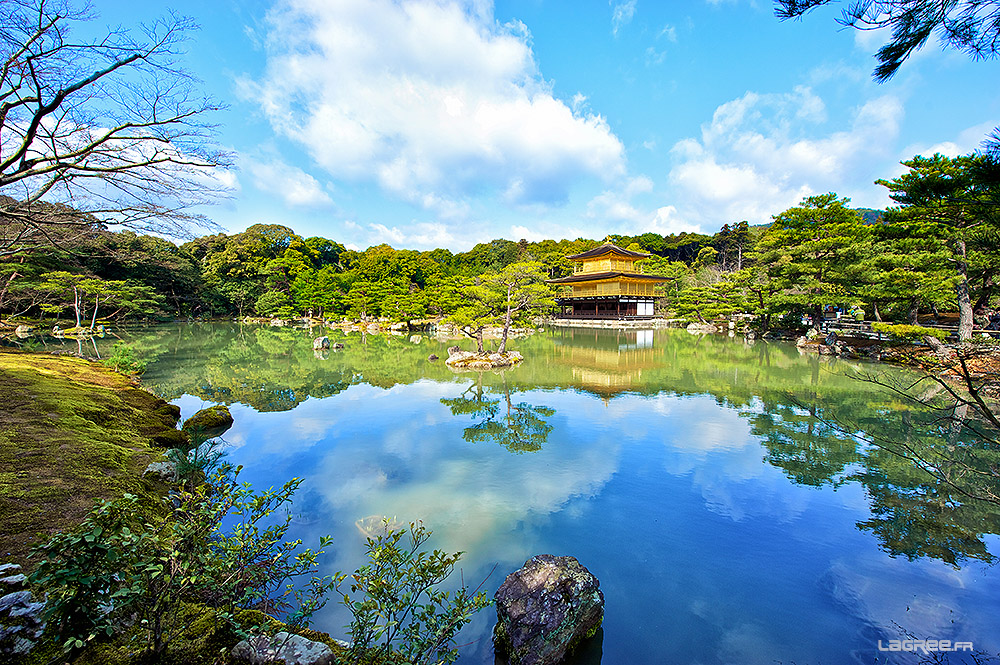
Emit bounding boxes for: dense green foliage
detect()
[101,343,148,375]
[869,322,951,343]
[656,154,999,335]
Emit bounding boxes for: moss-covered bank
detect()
[0,350,182,567]
[0,351,361,665]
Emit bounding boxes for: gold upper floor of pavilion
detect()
[546,243,672,296]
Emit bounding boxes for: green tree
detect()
[346,280,379,320]
[447,277,497,353]
[876,153,1000,338]
[255,290,294,317]
[672,275,743,324]
[727,266,781,329]
[775,1,1000,151]
[291,266,341,317]
[381,282,428,322]
[484,262,555,353]
[775,0,1000,82]
[712,221,753,271]
[37,272,160,327]
[38,271,87,326]
[862,212,956,322]
[753,193,871,330]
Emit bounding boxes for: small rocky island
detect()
[445,345,524,370]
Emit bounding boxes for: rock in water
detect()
[686,322,718,334]
[231,632,334,665]
[182,405,234,439]
[493,554,604,665]
[313,336,330,350]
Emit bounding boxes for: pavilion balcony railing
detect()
[569,284,655,297]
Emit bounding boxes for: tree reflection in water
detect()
[750,379,1000,567]
[442,373,554,454]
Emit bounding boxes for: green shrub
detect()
[27,496,137,654]
[255,290,294,317]
[30,471,490,663]
[30,466,336,658]
[870,322,950,343]
[101,342,147,375]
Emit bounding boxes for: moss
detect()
[583,616,603,640]
[492,619,511,654]
[181,405,233,439]
[0,350,179,567]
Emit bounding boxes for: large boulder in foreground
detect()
[182,404,234,439]
[493,554,604,665]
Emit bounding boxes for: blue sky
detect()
[97,0,999,251]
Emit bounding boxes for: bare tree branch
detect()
[0,0,232,256]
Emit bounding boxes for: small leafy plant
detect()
[30,469,491,663]
[341,520,493,665]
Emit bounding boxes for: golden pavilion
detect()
[547,242,672,319]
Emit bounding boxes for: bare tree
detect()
[0,0,231,256]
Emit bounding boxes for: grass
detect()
[0,350,184,567]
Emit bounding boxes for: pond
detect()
[37,323,1000,663]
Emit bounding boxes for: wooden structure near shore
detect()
[546,242,672,320]
[819,317,1000,341]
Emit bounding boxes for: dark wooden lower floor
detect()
[555,296,655,319]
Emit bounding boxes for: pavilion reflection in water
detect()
[550,327,662,399]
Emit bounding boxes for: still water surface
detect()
[74,324,1000,663]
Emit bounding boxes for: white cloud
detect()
[648,205,701,235]
[586,174,702,235]
[645,46,667,66]
[668,86,904,225]
[242,0,625,214]
[352,220,467,250]
[901,120,999,159]
[611,0,637,36]
[245,158,332,207]
[509,224,550,243]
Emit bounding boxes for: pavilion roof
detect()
[565,242,651,260]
